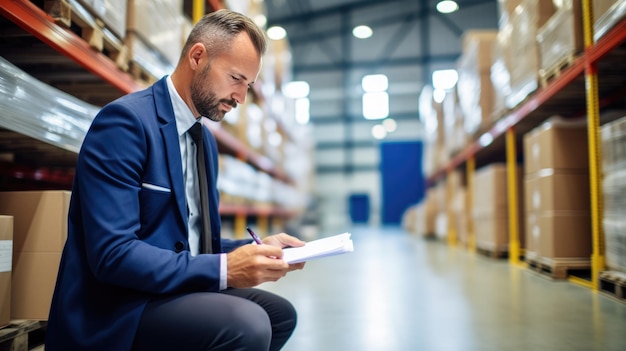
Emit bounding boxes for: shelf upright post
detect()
[466,157,476,252]
[257,214,269,238]
[271,216,284,234]
[234,209,247,240]
[193,0,205,24]
[506,128,521,266]
[582,0,606,291]
[446,170,458,247]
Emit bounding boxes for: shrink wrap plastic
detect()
[601,116,626,272]
[536,0,583,76]
[0,56,98,153]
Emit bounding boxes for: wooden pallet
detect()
[44,0,129,71]
[526,256,590,280]
[476,246,508,259]
[599,270,626,303]
[0,320,46,351]
[539,52,578,88]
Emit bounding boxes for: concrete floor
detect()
[260,226,626,351]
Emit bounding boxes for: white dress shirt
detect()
[166,76,227,290]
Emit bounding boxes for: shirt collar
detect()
[166,75,199,137]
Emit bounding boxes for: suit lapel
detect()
[153,78,188,229]
[162,122,187,227]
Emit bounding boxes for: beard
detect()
[190,65,237,122]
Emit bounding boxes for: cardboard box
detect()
[77,0,128,39]
[475,213,509,253]
[525,211,591,259]
[473,164,508,215]
[523,121,589,174]
[537,0,584,73]
[524,171,590,213]
[0,216,13,328]
[504,0,557,108]
[594,0,620,22]
[126,0,184,66]
[0,191,71,320]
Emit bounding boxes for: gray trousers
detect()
[132,288,297,351]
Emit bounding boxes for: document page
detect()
[282,232,353,264]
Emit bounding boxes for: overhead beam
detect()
[311,112,420,124]
[267,0,411,26]
[293,53,460,73]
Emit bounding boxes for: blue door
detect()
[380,141,425,225]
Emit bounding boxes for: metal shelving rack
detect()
[427,2,626,291]
[0,0,297,232]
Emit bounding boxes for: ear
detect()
[188,43,206,71]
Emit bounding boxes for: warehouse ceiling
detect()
[265,0,498,92]
[264,0,499,174]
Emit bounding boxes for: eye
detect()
[231,75,240,81]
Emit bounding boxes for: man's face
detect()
[190,64,234,122]
[190,33,262,122]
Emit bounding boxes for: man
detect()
[46,9,305,351]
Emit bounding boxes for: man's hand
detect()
[262,233,306,272]
[226,233,305,288]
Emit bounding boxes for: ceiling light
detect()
[283,81,310,99]
[352,25,373,39]
[362,74,388,92]
[433,88,446,103]
[382,118,397,132]
[432,69,458,90]
[254,14,267,28]
[372,124,387,139]
[267,26,286,40]
[436,1,459,14]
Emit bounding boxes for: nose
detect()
[232,86,248,105]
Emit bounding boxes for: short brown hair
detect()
[180,9,267,62]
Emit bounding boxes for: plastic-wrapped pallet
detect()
[77,0,128,39]
[0,57,98,153]
[503,0,556,108]
[536,0,584,80]
[456,30,497,137]
[594,0,626,41]
[601,116,626,273]
[126,0,185,77]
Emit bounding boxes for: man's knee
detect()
[211,302,272,350]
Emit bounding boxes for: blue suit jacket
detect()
[46,77,250,350]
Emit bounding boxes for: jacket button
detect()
[174,241,185,253]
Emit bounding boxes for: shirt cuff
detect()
[219,253,227,290]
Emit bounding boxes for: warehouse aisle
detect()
[260,227,626,351]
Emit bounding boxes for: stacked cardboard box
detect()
[536,0,584,78]
[452,187,468,246]
[0,216,12,328]
[457,30,498,137]
[594,0,626,41]
[420,86,447,177]
[126,0,185,78]
[0,191,71,320]
[493,0,556,110]
[472,164,524,255]
[77,0,128,39]
[601,116,626,273]
[523,119,591,263]
[412,187,439,237]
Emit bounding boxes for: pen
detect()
[246,227,263,245]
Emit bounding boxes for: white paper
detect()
[282,233,353,264]
[0,240,12,273]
